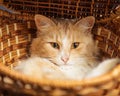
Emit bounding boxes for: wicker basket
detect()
[0,0,120,96]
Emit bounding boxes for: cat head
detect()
[31,14,98,66]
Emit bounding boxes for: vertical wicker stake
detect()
[6,24,13,69]
[14,23,20,58]
[75,0,80,18]
[27,21,31,29]
[27,21,31,42]
[14,23,17,31]
[0,27,5,64]
[16,36,20,57]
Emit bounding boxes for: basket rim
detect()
[0,63,120,88]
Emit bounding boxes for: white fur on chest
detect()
[15,57,120,80]
[59,62,92,80]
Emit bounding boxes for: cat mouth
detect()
[47,58,69,66]
[48,59,59,66]
[49,59,70,66]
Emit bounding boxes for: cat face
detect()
[31,15,97,66]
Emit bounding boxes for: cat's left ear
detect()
[74,16,95,32]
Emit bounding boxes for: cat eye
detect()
[50,42,59,49]
[71,42,80,49]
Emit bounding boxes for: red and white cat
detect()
[15,15,120,80]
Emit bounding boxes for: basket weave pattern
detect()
[2,0,120,19]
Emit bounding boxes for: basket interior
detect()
[2,0,120,19]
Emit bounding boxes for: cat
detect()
[15,14,120,80]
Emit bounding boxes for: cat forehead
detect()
[55,21,85,38]
[55,23,74,40]
[40,19,88,42]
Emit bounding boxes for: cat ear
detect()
[35,14,56,31]
[74,16,95,32]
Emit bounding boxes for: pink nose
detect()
[61,56,69,63]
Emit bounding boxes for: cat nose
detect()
[61,56,69,63]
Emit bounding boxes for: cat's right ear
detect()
[35,15,56,31]
[74,16,95,32]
